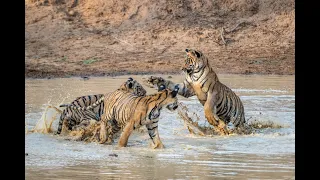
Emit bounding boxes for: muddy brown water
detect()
[25,74,295,179]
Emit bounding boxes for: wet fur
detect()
[56,78,147,135]
[146,49,246,135]
[99,85,179,148]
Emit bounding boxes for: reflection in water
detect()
[25,74,295,179]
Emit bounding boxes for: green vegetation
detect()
[82,58,99,65]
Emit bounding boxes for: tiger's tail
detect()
[55,112,65,135]
[59,104,70,107]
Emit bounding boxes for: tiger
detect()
[55,77,147,135]
[144,49,247,135]
[70,84,179,148]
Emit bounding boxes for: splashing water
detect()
[26,105,60,134]
[26,98,66,134]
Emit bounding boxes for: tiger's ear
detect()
[194,50,201,58]
[158,84,166,91]
[127,81,133,89]
[171,85,179,98]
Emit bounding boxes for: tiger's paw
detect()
[217,125,229,136]
[150,141,165,149]
[105,138,113,145]
[142,76,166,89]
[216,119,229,135]
[117,142,127,148]
[99,135,107,144]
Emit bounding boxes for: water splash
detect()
[26,98,67,134]
[176,102,288,137]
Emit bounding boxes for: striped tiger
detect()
[145,49,246,135]
[55,78,147,135]
[70,84,179,148]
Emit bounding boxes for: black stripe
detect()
[148,106,158,120]
[98,103,102,118]
[206,81,213,92]
[227,96,233,116]
[219,95,229,116]
[233,96,240,118]
[200,78,208,88]
[98,102,104,119]
[146,93,161,105]
[94,95,98,102]
[194,66,205,79]
[224,95,231,117]
[81,96,87,106]
[137,110,144,126]
[155,92,163,101]
[142,96,150,104]
[135,97,144,106]
[121,105,127,121]
[75,99,81,107]
[113,92,124,103]
[216,97,223,111]
[147,125,158,131]
[182,81,187,96]
[157,94,167,106]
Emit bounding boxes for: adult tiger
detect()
[145,49,246,135]
[55,78,147,135]
[73,84,179,148]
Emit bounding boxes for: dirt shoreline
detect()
[25,69,180,79]
[25,0,295,79]
[25,69,293,79]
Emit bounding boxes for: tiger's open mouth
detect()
[182,67,193,74]
[186,68,193,74]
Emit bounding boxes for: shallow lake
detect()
[25,74,295,179]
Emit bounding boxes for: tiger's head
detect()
[119,77,147,96]
[145,76,166,89]
[157,84,179,111]
[182,49,208,74]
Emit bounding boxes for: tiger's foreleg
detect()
[118,121,135,147]
[99,114,108,144]
[146,122,164,149]
[147,76,195,98]
[105,120,119,145]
